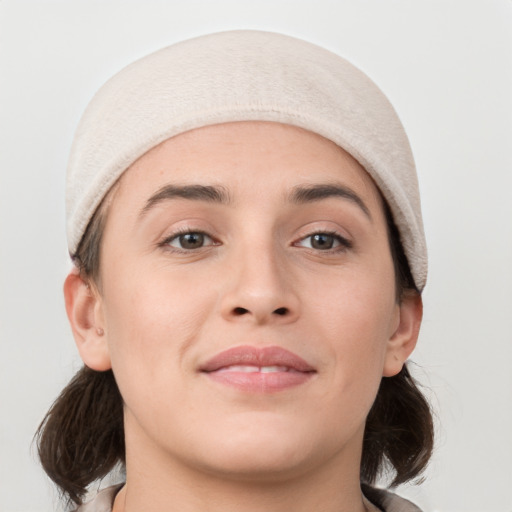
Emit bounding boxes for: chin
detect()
[180,414,337,481]
[195,447,314,483]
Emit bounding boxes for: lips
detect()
[200,345,316,392]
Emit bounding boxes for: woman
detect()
[37,30,433,512]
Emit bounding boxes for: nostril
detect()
[233,307,249,316]
[273,307,288,316]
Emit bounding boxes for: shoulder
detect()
[73,485,123,512]
[362,484,424,512]
[74,483,421,512]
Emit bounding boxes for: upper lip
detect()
[200,345,316,373]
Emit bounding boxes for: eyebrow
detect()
[289,184,372,219]
[140,184,230,218]
[139,182,371,220]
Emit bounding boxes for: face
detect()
[71,121,419,483]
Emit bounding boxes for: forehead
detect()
[115,121,381,204]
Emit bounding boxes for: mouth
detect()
[200,345,316,392]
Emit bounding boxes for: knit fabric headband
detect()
[66,30,427,290]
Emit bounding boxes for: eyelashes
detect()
[293,231,352,251]
[159,228,352,254]
[159,229,218,252]
[164,231,216,250]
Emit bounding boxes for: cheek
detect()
[100,263,215,393]
[308,262,396,343]
[304,264,397,400]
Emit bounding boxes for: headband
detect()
[66,30,427,290]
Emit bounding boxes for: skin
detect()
[65,121,422,512]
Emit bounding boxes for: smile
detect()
[217,365,296,373]
[200,345,316,392]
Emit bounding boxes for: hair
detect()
[36,187,434,506]
[360,201,434,487]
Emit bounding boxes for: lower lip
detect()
[203,370,314,392]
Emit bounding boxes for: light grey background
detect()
[1,1,511,511]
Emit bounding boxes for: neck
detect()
[115,423,368,512]
[115,468,368,512]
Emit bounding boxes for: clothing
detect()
[362,484,423,512]
[75,483,423,512]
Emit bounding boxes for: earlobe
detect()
[63,271,112,371]
[383,292,423,377]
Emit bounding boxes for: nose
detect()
[220,245,300,325]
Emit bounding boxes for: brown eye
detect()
[296,232,351,251]
[310,233,335,250]
[167,232,213,250]
[179,233,204,249]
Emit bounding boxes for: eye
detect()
[296,232,351,251]
[164,231,215,250]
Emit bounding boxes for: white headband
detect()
[66,30,427,290]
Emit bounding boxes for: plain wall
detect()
[1,1,511,511]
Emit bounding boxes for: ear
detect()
[63,271,111,371]
[383,292,423,377]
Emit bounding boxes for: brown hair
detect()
[361,202,434,486]
[36,194,434,506]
